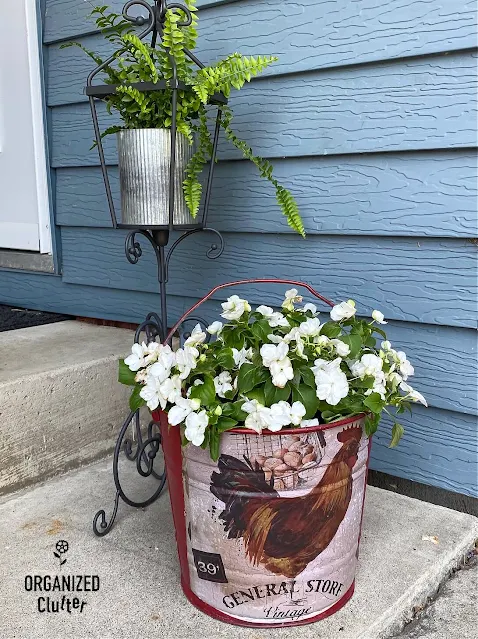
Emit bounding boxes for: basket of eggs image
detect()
[233,431,327,491]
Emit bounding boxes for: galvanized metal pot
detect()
[117,128,196,228]
[154,410,371,628]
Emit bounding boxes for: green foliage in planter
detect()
[62,3,305,236]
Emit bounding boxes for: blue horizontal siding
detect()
[59,227,477,328]
[44,0,478,74]
[0,270,475,416]
[372,406,478,497]
[0,269,475,495]
[50,51,477,164]
[54,152,478,237]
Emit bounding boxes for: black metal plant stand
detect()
[87,0,226,536]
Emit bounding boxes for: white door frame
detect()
[0,0,52,255]
[25,0,51,254]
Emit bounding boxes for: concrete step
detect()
[395,557,478,639]
[0,321,133,495]
[0,457,476,639]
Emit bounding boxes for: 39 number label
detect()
[192,549,227,583]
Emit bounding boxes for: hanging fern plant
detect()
[62,2,305,237]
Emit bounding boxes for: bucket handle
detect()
[165,278,335,344]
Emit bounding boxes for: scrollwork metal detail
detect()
[92,411,166,536]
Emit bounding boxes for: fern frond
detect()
[116,85,148,113]
[183,0,199,52]
[60,41,104,67]
[122,33,158,83]
[159,9,188,82]
[193,54,277,103]
[220,108,305,237]
[182,112,212,217]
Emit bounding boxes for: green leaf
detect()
[251,319,272,342]
[264,379,291,405]
[236,363,256,394]
[389,423,405,448]
[364,414,379,437]
[118,359,136,385]
[372,326,388,339]
[247,386,266,405]
[189,374,216,406]
[363,392,385,414]
[209,426,220,461]
[291,384,319,419]
[337,334,362,359]
[129,386,146,412]
[237,364,268,395]
[222,326,245,350]
[216,347,235,370]
[298,366,316,389]
[222,400,247,422]
[365,335,376,348]
[217,416,238,432]
[320,322,342,338]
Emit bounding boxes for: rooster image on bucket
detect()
[157,411,370,627]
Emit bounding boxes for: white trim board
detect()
[0,0,52,254]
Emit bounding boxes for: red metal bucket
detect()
[155,279,372,627]
[155,411,370,628]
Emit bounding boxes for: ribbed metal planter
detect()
[155,411,371,628]
[117,129,196,227]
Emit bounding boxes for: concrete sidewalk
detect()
[0,457,476,639]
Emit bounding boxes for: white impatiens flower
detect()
[184,323,207,347]
[315,334,330,347]
[372,310,387,325]
[396,351,414,380]
[168,397,201,426]
[330,300,356,322]
[381,340,392,351]
[282,288,303,312]
[149,344,175,383]
[175,345,199,380]
[256,305,289,327]
[298,317,322,338]
[270,357,294,388]
[221,295,251,321]
[387,371,403,389]
[214,371,233,398]
[331,339,351,357]
[350,353,383,379]
[241,400,269,434]
[400,382,427,406]
[159,374,182,405]
[365,370,387,400]
[301,418,320,428]
[184,410,209,446]
[232,346,253,368]
[260,342,289,367]
[139,376,163,410]
[302,303,318,315]
[260,343,294,387]
[284,401,307,426]
[313,358,349,406]
[139,372,182,411]
[124,343,148,372]
[242,400,291,433]
[207,321,223,335]
[134,369,148,384]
